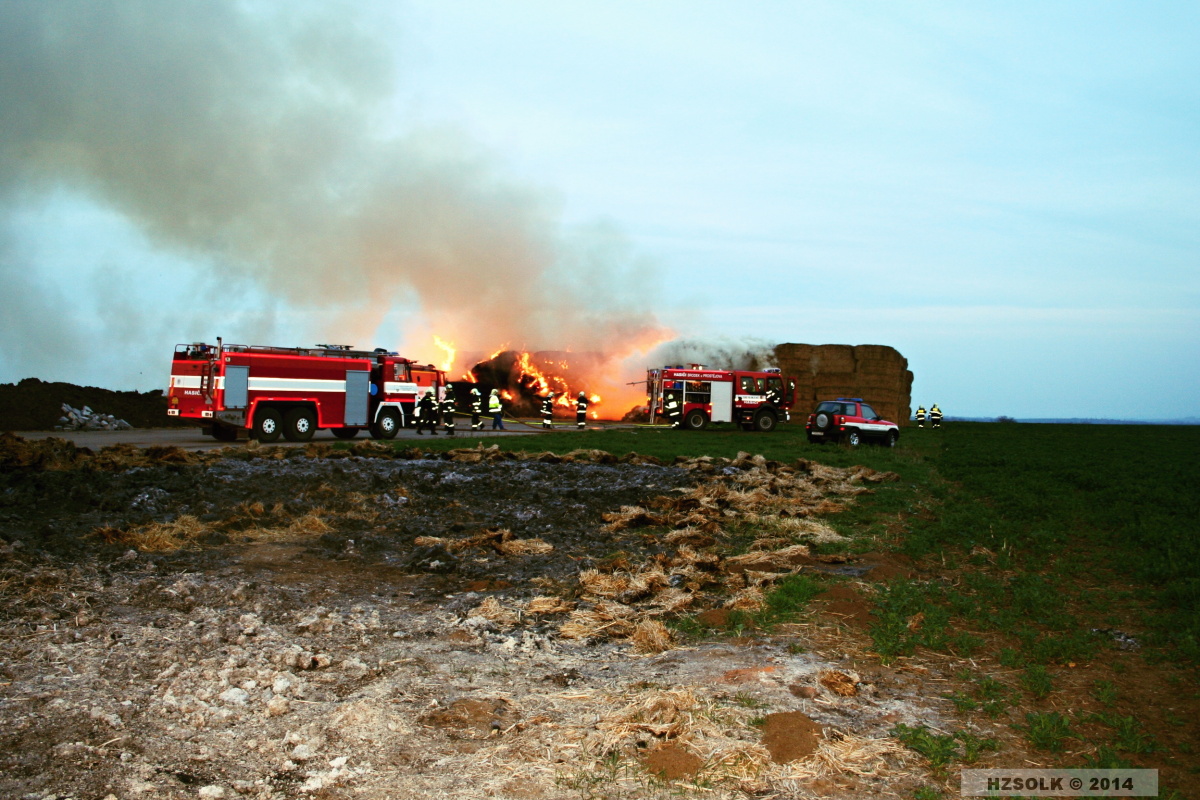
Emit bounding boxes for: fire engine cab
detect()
[167,339,445,442]
[646,366,796,432]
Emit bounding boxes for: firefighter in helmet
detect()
[930,403,943,429]
[416,389,438,435]
[540,392,555,429]
[664,391,682,428]
[576,391,589,429]
[441,384,457,436]
[489,389,505,430]
[915,405,926,428]
[470,387,483,431]
[765,382,781,407]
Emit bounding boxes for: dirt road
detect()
[15,420,549,451]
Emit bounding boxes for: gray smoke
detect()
[0,1,665,388]
[648,336,778,372]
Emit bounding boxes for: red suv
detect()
[806,398,899,447]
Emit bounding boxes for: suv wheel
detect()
[885,431,897,448]
[845,429,861,447]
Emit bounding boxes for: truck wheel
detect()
[371,409,400,440]
[252,407,282,443]
[211,424,239,442]
[684,410,708,431]
[753,410,777,432]
[331,427,359,440]
[845,429,861,447]
[283,407,316,442]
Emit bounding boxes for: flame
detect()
[432,335,456,373]
[422,325,675,420]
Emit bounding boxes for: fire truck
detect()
[645,366,796,432]
[167,339,446,442]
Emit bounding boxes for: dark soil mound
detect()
[0,377,191,431]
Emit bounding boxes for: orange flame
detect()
[432,335,456,373]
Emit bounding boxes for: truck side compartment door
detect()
[224,365,249,409]
[710,381,734,423]
[345,370,370,426]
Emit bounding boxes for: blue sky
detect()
[1,2,1197,419]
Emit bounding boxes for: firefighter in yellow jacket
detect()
[915,406,926,428]
[930,404,943,429]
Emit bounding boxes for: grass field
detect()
[382,419,1200,796]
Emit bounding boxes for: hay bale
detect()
[630,620,674,653]
[524,596,574,615]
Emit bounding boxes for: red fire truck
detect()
[646,366,796,432]
[167,339,446,442]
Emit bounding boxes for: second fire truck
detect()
[167,339,446,442]
[646,365,796,432]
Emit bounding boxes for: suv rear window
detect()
[816,401,856,415]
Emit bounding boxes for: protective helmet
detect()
[578,391,585,398]
[471,387,480,395]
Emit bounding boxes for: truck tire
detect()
[283,407,316,442]
[371,409,400,440]
[252,407,282,443]
[845,429,861,447]
[331,427,360,440]
[211,424,239,442]
[684,410,708,431]
[753,410,777,432]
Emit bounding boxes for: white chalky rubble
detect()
[55,402,134,431]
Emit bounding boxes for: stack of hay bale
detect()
[56,402,134,431]
[773,344,913,425]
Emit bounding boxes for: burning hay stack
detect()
[461,349,607,419]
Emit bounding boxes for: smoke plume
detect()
[0,1,666,388]
[648,336,778,372]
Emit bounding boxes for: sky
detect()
[1,1,1197,420]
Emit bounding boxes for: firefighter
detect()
[470,387,483,431]
[540,392,555,429]
[664,391,682,428]
[489,389,505,430]
[930,403,943,429]
[416,389,438,435]
[441,384,457,436]
[576,391,589,429]
[915,405,926,428]
[765,383,781,406]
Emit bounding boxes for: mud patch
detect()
[762,711,824,764]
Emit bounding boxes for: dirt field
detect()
[1,434,994,799]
